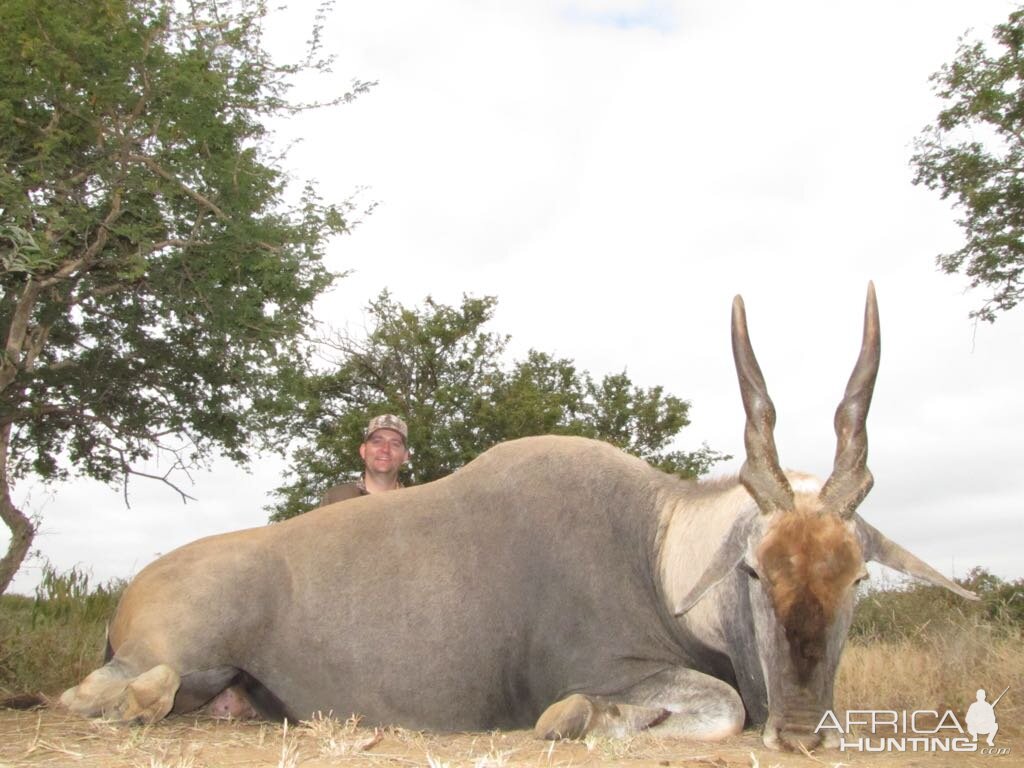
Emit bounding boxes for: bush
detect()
[0,564,123,697]
[850,567,1024,642]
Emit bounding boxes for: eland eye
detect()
[740,562,760,580]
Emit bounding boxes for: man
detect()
[321,414,410,505]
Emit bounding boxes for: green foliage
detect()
[0,0,369,591]
[850,567,1024,642]
[911,9,1024,322]
[268,292,727,520]
[31,562,124,627]
[0,563,122,695]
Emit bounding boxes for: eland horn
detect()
[732,295,794,515]
[819,282,880,519]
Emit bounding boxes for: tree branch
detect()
[37,187,124,288]
[0,423,36,593]
[122,465,197,507]
[128,154,228,220]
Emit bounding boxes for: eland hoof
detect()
[535,694,595,740]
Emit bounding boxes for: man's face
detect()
[359,428,408,475]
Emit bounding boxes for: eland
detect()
[60,283,975,750]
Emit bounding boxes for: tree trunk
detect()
[0,424,35,595]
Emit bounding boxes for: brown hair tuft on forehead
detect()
[756,511,863,683]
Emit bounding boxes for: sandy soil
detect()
[0,709,1020,768]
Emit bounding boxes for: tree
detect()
[911,9,1024,322]
[268,292,727,521]
[0,0,369,592]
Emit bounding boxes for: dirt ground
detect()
[1,710,1021,768]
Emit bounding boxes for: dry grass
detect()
[836,622,1021,737]
[298,712,385,757]
[2,709,1020,768]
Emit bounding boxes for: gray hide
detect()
[93,436,700,729]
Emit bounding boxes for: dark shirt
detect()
[320,479,368,506]
[320,477,404,507]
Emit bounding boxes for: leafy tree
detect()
[269,292,727,521]
[0,0,369,592]
[911,9,1024,322]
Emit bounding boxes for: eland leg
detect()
[620,667,745,739]
[60,660,180,723]
[534,667,744,742]
[62,648,265,723]
[534,693,669,740]
[62,661,277,723]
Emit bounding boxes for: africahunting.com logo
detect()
[815,687,1010,755]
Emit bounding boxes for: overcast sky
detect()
[6,0,1023,595]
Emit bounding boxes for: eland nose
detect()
[763,724,825,752]
[762,709,827,752]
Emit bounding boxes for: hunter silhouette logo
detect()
[966,687,1007,747]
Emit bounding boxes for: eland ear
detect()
[674,510,758,616]
[856,517,978,601]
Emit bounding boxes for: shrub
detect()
[0,564,123,696]
[850,567,1023,642]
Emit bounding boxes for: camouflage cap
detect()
[364,414,408,444]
